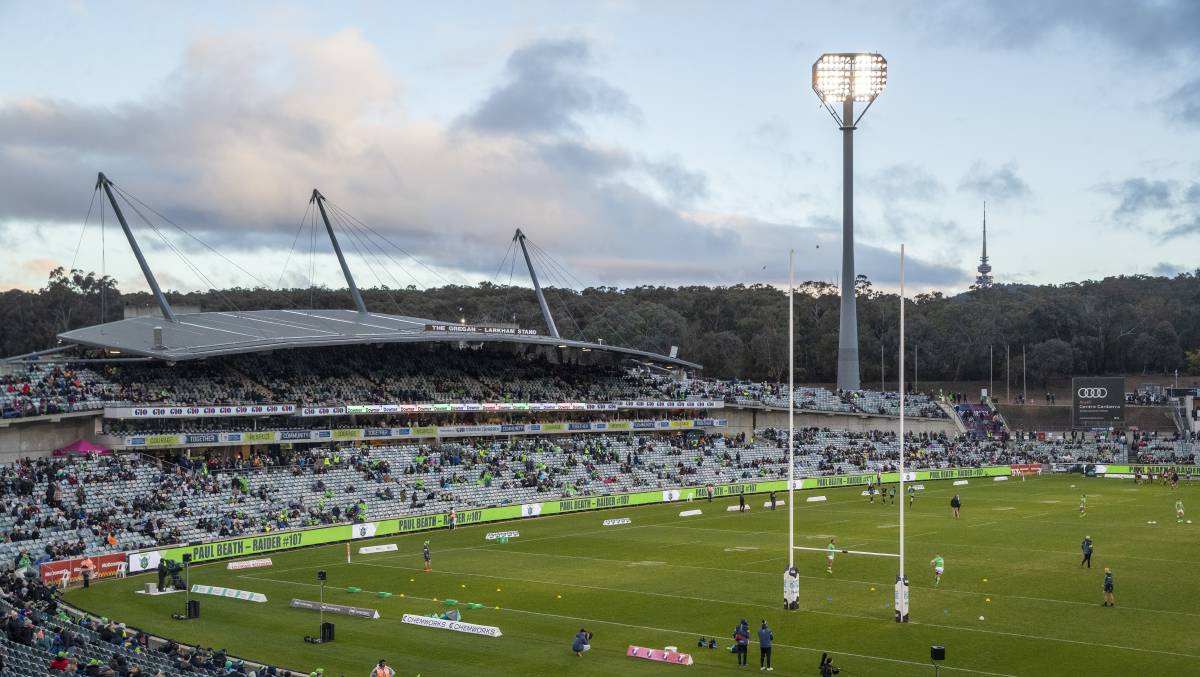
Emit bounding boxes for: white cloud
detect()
[0,30,966,292]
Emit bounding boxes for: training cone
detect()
[985,597,991,602]
[978,616,985,621]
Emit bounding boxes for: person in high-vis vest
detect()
[80,557,95,588]
[370,659,395,677]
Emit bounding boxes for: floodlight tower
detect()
[812,53,887,391]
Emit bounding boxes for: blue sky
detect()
[1,0,1198,295]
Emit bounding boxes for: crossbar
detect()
[793,546,899,558]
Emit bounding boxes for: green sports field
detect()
[66,474,1200,677]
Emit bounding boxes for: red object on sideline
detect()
[40,552,126,585]
[627,645,694,666]
[52,439,112,456]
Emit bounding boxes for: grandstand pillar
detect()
[837,98,860,390]
[96,173,176,323]
[311,189,369,314]
[514,229,560,339]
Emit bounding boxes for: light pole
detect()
[896,244,909,623]
[812,53,888,391]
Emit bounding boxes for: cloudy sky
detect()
[1,0,1198,296]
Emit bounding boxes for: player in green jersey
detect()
[930,554,945,587]
[1177,498,1185,523]
[826,538,836,574]
[1079,493,1087,517]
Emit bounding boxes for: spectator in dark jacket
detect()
[733,619,749,666]
[758,620,773,670]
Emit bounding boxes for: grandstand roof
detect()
[56,308,700,368]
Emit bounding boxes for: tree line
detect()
[4,266,1200,385]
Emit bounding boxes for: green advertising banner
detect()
[130,525,352,570]
[1098,464,1200,475]
[125,466,1012,570]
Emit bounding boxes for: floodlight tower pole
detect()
[96,173,176,322]
[514,229,560,339]
[311,189,368,314]
[787,249,795,570]
[838,98,860,390]
[897,244,909,623]
[814,53,886,390]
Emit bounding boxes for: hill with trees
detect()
[4,267,1199,385]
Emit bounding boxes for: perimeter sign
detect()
[1072,377,1124,428]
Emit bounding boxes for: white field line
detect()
[246,525,1200,620]
[905,530,940,539]
[807,608,1200,660]
[431,546,1200,620]
[863,536,1200,565]
[243,563,1200,660]
[238,502,1200,624]
[239,575,1021,677]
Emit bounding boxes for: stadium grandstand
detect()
[2,176,1198,677]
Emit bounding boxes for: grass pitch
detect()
[67,475,1200,677]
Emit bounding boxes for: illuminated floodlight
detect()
[810,51,887,392]
[812,53,887,107]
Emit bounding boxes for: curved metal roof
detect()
[56,308,700,369]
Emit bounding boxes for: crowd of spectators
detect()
[3,346,954,423]
[1,365,111,419]
[1,564,310,676]
[8,424,1192,573]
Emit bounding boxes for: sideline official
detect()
[758,620,773,671]
[80,557,95,588]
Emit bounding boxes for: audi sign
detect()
[1072,377,1125,428]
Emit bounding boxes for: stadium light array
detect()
[811,53,887,104]
[811,51,887,391]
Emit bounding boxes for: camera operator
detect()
[572,628,592,656]
[819,652,839,677]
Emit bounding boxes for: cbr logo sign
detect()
[1078,388,1108,398]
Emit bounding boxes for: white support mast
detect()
[783,249,800,612]
[788,249,795,569]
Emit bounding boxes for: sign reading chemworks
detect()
[402,613,502,637]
